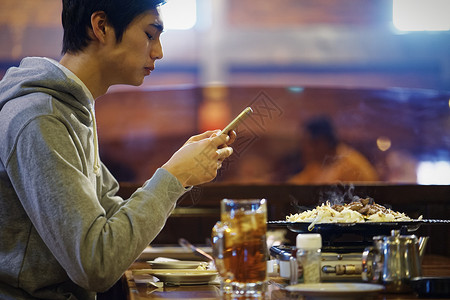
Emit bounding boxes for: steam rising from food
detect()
[286,197,422,231]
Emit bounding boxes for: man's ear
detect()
[90,11,112,44]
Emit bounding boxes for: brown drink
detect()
[222,210,267,283]
[212,199,268,297]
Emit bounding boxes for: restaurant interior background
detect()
[1,0,450,252]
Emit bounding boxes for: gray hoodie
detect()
[0,57,186,299]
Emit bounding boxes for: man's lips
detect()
[144,67,153,75]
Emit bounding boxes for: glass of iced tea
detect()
[212,199,268,298]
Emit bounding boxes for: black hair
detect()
[304,116,338,148]
[61,0,166,54]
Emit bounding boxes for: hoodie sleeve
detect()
[6,114,186,291]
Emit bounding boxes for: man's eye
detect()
[146,32,154,40]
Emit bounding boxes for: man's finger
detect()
[216,147,233,160]
[211,134,229,147]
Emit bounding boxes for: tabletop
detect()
[123,255,450,300]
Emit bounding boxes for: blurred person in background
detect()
[289,116,378,184]
[0,0,234,299]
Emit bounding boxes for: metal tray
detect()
[269,219,449,252]
[268,219,449,235]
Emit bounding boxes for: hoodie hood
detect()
[0,57,92,124]
[0,57,100,175]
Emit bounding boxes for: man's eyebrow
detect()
[151,22,164,32]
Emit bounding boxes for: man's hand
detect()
[182,130,236,147]
[162,130,235,187]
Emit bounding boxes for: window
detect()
[160,0,197,30]
[393,0,450,31]
[417,161,450,185]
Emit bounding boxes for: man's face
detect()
[106,9,164,86]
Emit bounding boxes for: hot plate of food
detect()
[268,197,449,235]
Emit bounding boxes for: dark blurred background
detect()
[1,0,450,185]
[2,0,450,254]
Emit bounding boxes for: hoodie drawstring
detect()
[89,106,101,176]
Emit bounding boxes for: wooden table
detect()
[122,255,450,300]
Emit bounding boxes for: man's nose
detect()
[151,40,163,60]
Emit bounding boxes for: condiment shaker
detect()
[296,233,322,283]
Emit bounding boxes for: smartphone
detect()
[220,107,253,135]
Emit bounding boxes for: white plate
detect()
[141,269,218,285]
[147,260,206,269]
[286,283,384,300]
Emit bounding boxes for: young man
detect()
[0,0,233,299]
